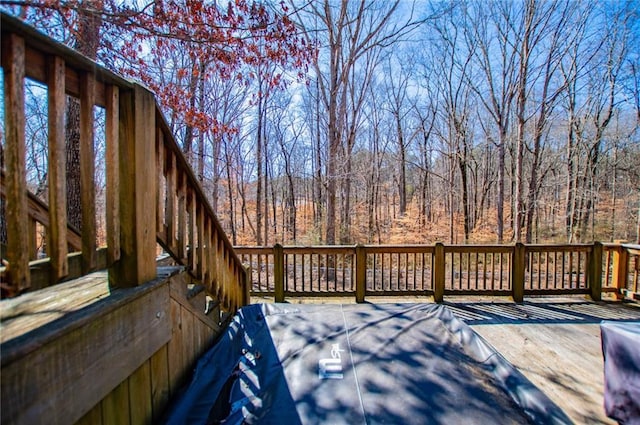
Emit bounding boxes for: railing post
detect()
[611,244,628,300]
[434,242,445,303]
[243,266,252,307]
[3,33,30,294]
[355,244,366,303]
[109,84,157,288]
[274,244,285,302]
[589,242,603,301]
[512,243,525,303]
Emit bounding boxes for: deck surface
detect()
[252,295,640,425]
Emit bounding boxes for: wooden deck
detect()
[253,295,640,424]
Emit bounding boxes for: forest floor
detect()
[251,294,640,424]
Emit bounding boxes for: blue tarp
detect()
[165,303,572,424]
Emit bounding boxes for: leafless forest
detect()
[5,0,640,247]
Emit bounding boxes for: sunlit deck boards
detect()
[463,299,640,425]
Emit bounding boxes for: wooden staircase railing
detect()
[0,13,248,311]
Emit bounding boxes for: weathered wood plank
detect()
[80,72,97,274]
[0,279,171,425]
[181,304,196,372]
[177,173,187,261]
[165,147,177,248]
[0,272,109,344]
[150,345,170,423]
[101,380,130,425]
[156,132,165,235]
[47,54,69,283]
[105,84,120,264]
[110,84,157,287]
[188,192,197,273]
[197,205,205,280]
[433,242,445,302]
[356,244,366,303]
[28,218,38,261]
[2,32,30,294]
[167,299,184,397]
[129,359,153,425]
[274,244,284,302]
[512,243,526,303]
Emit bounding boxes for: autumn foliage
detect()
[8,0,313,134]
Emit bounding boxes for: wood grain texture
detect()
[433,243,445,302]
[129,360,153,425]
[2,33,30,293]
[165,148,176,249]
[101,380,130,425]
[177,173,187,261]
[156,133,165,235]
[80,72,96,274]
[105,84,120,264]
[47,54,69,282]
[110,84,157,287]
[150,345,170,423]
[167,299,184,396]
[0,280,170,425]
[512,243,526,303]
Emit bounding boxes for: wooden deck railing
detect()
[236,242,639,303]
[0,13,247,310]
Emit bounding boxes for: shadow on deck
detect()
[444,299,640,325]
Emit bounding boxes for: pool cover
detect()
[165,303,573,424]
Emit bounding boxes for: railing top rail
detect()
[1,12,133,93]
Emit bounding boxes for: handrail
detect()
[0,13,247,310]
[236,242,639,303]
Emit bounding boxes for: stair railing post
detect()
[512,243,525,303]
[611,242,628,300]
[109,84,157,287]
[589,242,603,301]
[434,243,445,303]
[274,244,285,302]
[355,244,366,303]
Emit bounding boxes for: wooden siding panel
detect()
[101,381,130,425]
[167,299,184,397]
[150,345,170,422]
[0,282,170,425]
[129,360,152,425]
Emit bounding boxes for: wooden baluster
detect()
[611,246,628,300]
[2,33,30,294]
[209,229,218,296]
[197,205,205,281]
[589,242,603,301]
[433,243,445,303]
[28,219,38,261]
[105,84,120,264]
[188,191,197,273]
[177,173,187,261]
[165,151,176,249]
[355,244,366,303]
[47,55,68,282]
[512,243,525,303]
[155,133,164,237]
[80,72,96,274]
